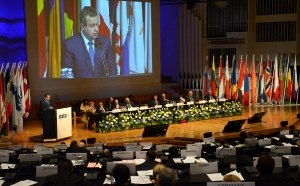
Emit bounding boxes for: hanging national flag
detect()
[80,0,91,9]
[238,56,244,96]
[231,56,237,100]
[0,67,5,128]
[211,56,217,97]
[292,55,298,100]
[286,56,292,101]
[23,63,30,118]
[204,57,210,96]
[279,55,284,103]
[244,55,249,106]
[37,0,47,78]
[265,56,272,101]
[259,56,265,103]
[251,55,257,106]
[96,0,111,39]
[218,56,224,98]
[225,55,230,99]
[273,55,279,103]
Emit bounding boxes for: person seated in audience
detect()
[293,130,299,139]
[218,140,230,148]
[245,131,257,148]
[102,148,111,158]
[279,135,287,142]
[105,97,115,111]
[113,99,121,109]
[124,97,136,108]
[235,137,245,148]
[80,99,89,127]
[66,140,77,152]
[204,90,217,101]
[223,174,241,182]
[80,139,86,146]
[168,147,180,157]
[289,125,296,134]
[295,140,300,154]
[185,90,195,102]
[239,131,248,139]
[160,93,169,106]
[256,133,264,140]
[151,164,166,183]
[137,150,160,171]
[111,164,130,185]
[103,143,109,150]
[156,167,177,186]
[45,159,92,186]
[72,142,90,154]
[149,95,161,107]
[254,154,283,186]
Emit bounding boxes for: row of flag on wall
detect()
[37,0,152,78]
[204,54,298,106]
[0,62,30,136]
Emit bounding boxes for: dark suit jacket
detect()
[160,99,169,107]
[136,160,160,171]
[185,96,195,102]
[149,99,161,107]
[61,33,117,78]
[40,99,55,118]
[105,100,115,111]
[204,95,217,101]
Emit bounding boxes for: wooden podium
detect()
[29,107,72,142]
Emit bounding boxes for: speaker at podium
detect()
[30,107,72,142]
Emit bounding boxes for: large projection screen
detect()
[25,0,161,103]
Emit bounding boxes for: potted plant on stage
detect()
[172,106,186,123]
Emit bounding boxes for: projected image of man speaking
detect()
[61,6,117,78]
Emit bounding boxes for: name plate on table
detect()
[135,151,147,159]
[87,147,103,153]
[280,130,289,135]
[218,98,227,102]
[156,145,172,151]
[126,146,142,152]
[165,104,173,107]
[36,166,58,177]
[112,109,121,112]
[203,137,215,143]
[34,144,48,150]
[181,150,201,158]
[94,143,103,147]
[54,144,67,150]
[124,143,137,147]
[253,157,282,167]
[288,155,300,166]
[140,142,152,148]
[66,153,87,161]
[190,161,218,175]
[128,107,138,111]
[186,102,194,105]
[215,148,236,156]
[177,103,184,106]
[37,148,53,154]
[19,154,41,162]
[113,151,134,159]
[155,105,162,108]
[0,150,9,155]
[270,146,291,154]
[187,144,202,150]
[199,100,206,104]
[9,145,22,151]
[139,106,148,110]
[208,100,216,103]
[0,154,9,162]
[207,182,255,186]
[258,138,271,146]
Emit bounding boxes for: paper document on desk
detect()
[137,170,153,176]
[1,163,15,169]
[206,173,224,181]
[271,137,280,141]
[87,162,101,168]
[0,180,4,186]
[195,158,208,163]
[282,142,296,147]
[133,159,145,165]
[41,164,55,166]
[183,156,196,163]
[11,179,37,186]
[130,176,152,184]
[173,158,183,163]
[103,178,111,185]
[285,135,294,139]
[226,170,245,181]
[71,160,84,166]
[263,145,274,149]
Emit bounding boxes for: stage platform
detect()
[4,105,300,148]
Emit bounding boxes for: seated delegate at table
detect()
[96,102,106,113]
[185,90,195,102]
[112,99,121,109]
[149,95,161,107]
[104,97,115,111]
[204,90,217,101]
[124,97,136,108]
[160,93,169,106]
[254,154,284,186]
[80,99,89,127]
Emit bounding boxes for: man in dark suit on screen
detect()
[61,6,117,78]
